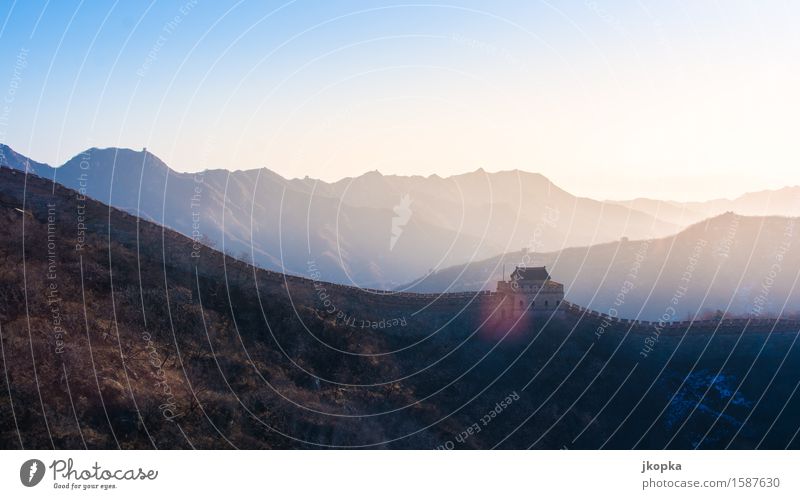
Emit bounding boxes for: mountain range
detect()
[609,190,800,227]
[2,143,799,319]
[0,143,684,288]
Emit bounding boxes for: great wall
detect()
[266,267,800,336]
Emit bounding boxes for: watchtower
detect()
[496,266,564,318]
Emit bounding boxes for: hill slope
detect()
[404,212,800,321]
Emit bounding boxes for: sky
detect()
[0,0,798,201]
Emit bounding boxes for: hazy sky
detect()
[1,0,798,200]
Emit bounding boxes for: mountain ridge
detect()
[4,143,798,296]
[402,211,800,320]
[0,143,681,288]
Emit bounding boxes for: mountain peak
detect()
[60,146,171,174]
[0,143,52,174]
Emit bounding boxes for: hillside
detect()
[1,167,800,449]
[404,212,800,321]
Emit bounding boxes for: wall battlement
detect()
[561,301,800,335]
[253,264,797,333]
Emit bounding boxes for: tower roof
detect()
[511,266,550,281]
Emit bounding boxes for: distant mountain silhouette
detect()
[1,145,497,288]
[404,212,800,320]
[1,144,688,289]
[290,166,683,253]
[610,187,800,226]
[5,143,800,300]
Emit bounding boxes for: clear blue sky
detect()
[1,0,798,200]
